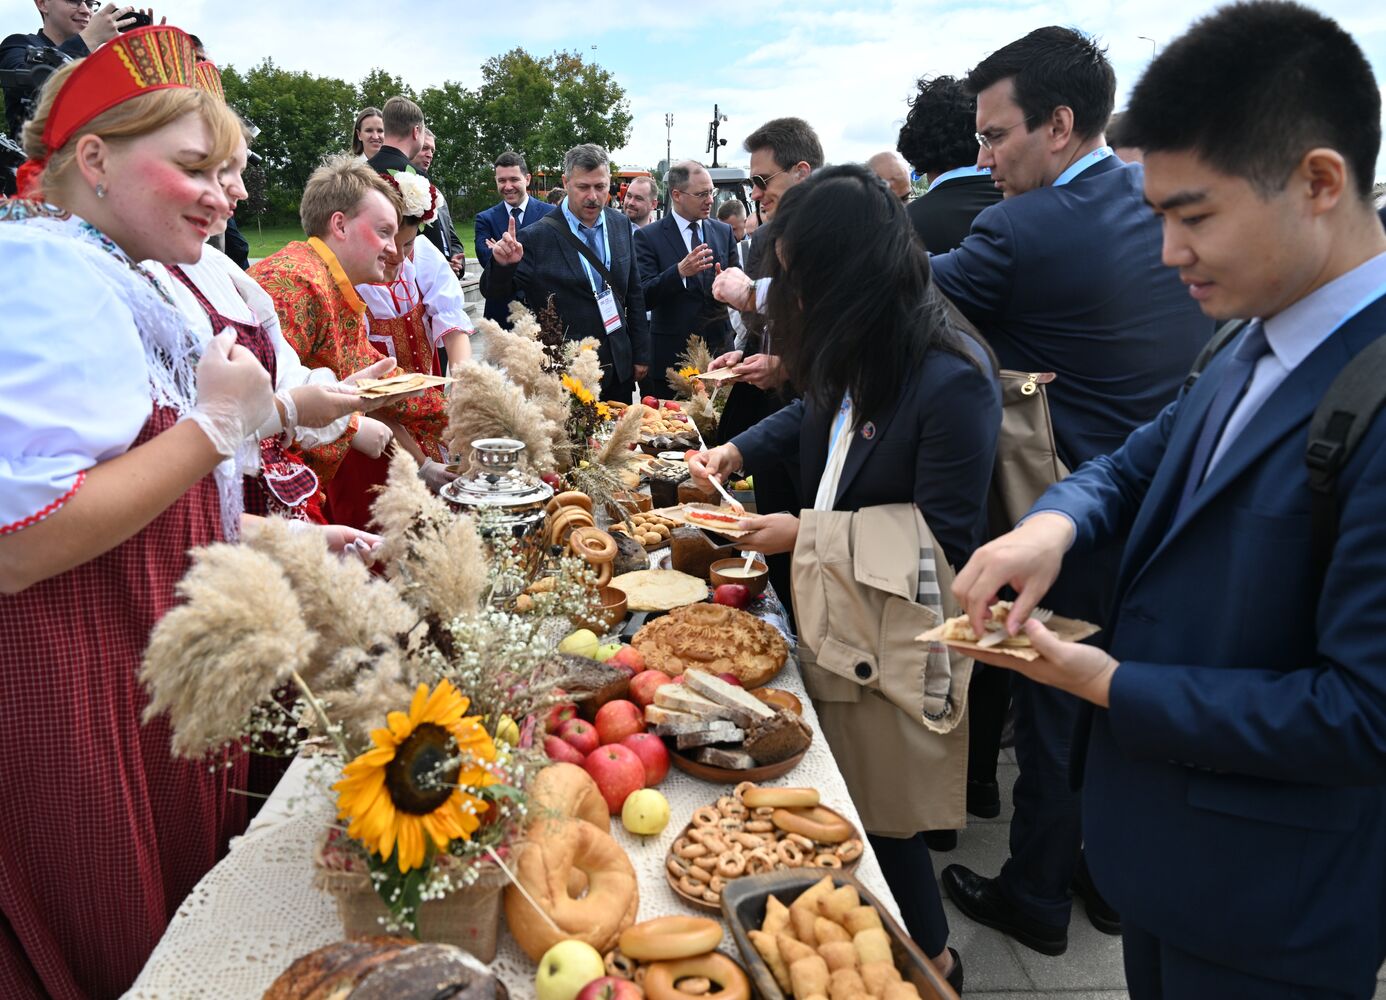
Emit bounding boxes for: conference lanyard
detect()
[1053,146,1114,187]
[928,165,991,190]
[562,199,612,295]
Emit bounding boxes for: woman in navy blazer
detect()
[692,166,1001,990]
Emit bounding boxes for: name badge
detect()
[597,289,622,334]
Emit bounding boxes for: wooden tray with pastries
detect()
[665,784,864,913]
[608,510,681,550]
[721,870,960,1000]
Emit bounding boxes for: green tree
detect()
[417,81,481,206]
[358,69,416,113]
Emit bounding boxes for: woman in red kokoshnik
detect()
[0,27,271,998]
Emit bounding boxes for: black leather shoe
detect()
[945,946,964,994]
[941,864,1068,956]
[1072,857,1122,935]
[923,829,958,852]
[966,779,1001,819]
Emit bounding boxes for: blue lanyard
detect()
[562,198,611,295]
[826,395,853,467]
[1053,146,1113,187]
[928,165,991,191]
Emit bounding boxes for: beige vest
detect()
[792,504,972,836]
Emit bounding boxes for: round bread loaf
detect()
[262,937,507,999]
[630,603,788,688]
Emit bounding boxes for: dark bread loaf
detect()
[263,939,507,1000]
[261,937,413,999]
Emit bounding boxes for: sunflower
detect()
[595,402,612,421]
[333,679,498,873]
[678,365,701,379]
[562,373,596,406]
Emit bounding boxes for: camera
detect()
[119,11,154,32]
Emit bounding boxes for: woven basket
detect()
[314,835,507,962]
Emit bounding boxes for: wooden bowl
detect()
[708,558,769,598]
[579,586,627,635]
[667,744,808,785]
[722,870,959,1000]
[753,688,803,716]
[665,808,862,914]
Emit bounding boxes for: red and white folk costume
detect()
[357,234,474,377]
[0,30,248,1000]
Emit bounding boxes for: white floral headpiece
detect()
[384,168,438,227]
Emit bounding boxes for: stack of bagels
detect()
[610,916,751,1000]
[503,763,640,961]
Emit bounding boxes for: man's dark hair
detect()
[743,117,824,172]
[716,200,746,221]
[494,150,528,173]
[381,95,423,137]
[1123,0,1380,199]
[666,160,705,192]
[896,75,977,176]
[965,26,1115,141]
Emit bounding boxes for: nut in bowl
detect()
[709,558,769,599]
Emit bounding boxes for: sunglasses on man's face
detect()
[750,167,787,191]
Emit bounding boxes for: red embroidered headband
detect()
[194,60,225,103]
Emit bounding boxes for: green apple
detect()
[535,939,606,1000]
[558,628,600,659]
[621,788,670,836]
[594,642,622,663]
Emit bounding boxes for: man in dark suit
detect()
[364,95,424,176]
[898,74,1003,254]
[956,5,1386,995]
[931,27,1213,954]
[412,128,466,274]
[634,160,735,397]
[475,151,556,325]
[482,143,649,401]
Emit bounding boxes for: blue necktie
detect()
[578,224,606,291]
[510,206,522,223]
[1175,322,1271,518]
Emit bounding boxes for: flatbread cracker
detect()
[608,569,709,611]
[918,605,1100,661]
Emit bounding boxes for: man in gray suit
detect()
[482,144,650,401]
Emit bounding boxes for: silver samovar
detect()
[439,438,554,594]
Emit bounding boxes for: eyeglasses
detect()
[62,0,100,9]
[975,118,1033,150]
[678,188,715,201]
[749,168,787,191]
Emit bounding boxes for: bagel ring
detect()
[620,916,723,962]
[678,873,706,897]
[527,763,610,832]
[644,953,751,1000]
[733,781,757,803]
[674,839,707,860]
[569,525,618,563]
[776,839,805,867]
[741,786,820,809]
[692,806,721,828]
[771,805,854,845]
[503,818,639,961]
[812,852,843,869]
[547,491,594,515]
[836,838,865,862]
[715,853,747,878]
[744,848,776,875]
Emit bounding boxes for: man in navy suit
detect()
[634,160,735,398]
[932,27,1213,954]
[474,151,556,325]
[956,3,1386,995]
[482,143,649,401]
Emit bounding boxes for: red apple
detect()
[557,718,599,756]
[619,732,670,786]
[594,699,644,745]
[663,401,681,412]
[540,472,562,489]
[713,583,751,610]
[606,660,638,681]
[628,670,673,708]
[544,735,585,765]
[583,745,646,813]
[607,645,645,674]
[544,690,578,732]
[715,672,743,687]
[641,395,658,409]
[576,976,644,1000]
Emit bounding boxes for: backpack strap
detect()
[1184,318,1247,390]
[1305,332,1386,578]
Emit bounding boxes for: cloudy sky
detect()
[6,0,1385,177]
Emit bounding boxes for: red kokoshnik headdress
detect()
[194,60,225,102]
[17,26,200,196]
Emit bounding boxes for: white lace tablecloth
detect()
[127,651,899,998]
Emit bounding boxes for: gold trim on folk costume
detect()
[307,237,367,316]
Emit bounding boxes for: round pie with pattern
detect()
[631,603,789,688]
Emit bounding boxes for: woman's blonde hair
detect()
[299,152,403,239]
[22,60,243,197]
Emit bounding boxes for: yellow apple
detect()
[621,788,670,836]
[558,628,600,659]
[595,642,622,663]
[535,939,607,1000]
[494,715,520,745]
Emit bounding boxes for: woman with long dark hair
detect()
[692,164,1001,991]
[351,106,384,158]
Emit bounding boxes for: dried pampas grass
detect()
[596,402,646,468]
[569,339,604,393]
[395,508,488,623]
[678,335,715,376]
[445,360,559,472]
[370,449,451,566]
[482,324,551,395]
[141,543,317,757]
[318,643,421,751]
[244,518,417,680]
[683,391,718,440]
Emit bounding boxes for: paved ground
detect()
[932,750,1386,999]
